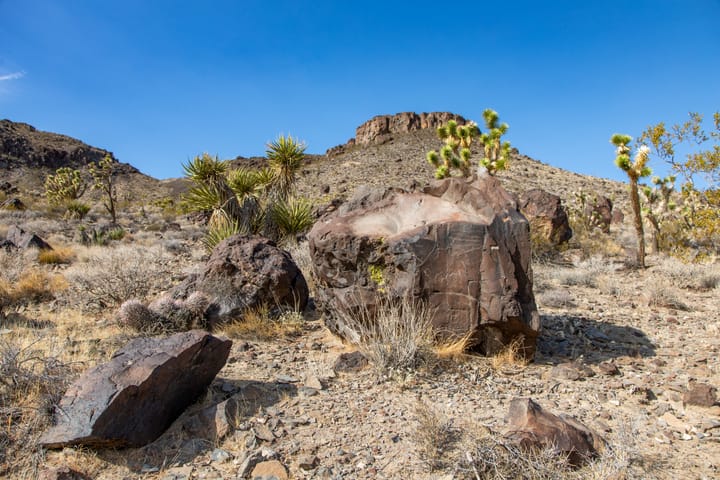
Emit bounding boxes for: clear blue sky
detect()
[1,0,718,181]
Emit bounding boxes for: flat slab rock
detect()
[40,330,232,449]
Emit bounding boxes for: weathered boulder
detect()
[308,173,540,357]
[504,398,606,466]
[6,225,52,250]
[40,330,232,448]
[168,235,309,322]
[518,189,572,246]
[0,197,26,210]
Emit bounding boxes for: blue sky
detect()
[1,0,718,182]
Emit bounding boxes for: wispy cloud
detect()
[0,71,25,81]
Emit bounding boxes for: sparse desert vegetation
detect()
[0,112,718,480]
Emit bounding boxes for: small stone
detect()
[251,460,288,480]
[659,412,689,433]
[299,386,319,397]
[160,466,193,480]
[304,374,324,390]
[297,454,319,470]
[38,466,90,480]
[683,383,717,408]
[333,351,368,373]
[598,361,620,376]
[211,448,232,463]
[276,374,299,384]
[253,423,275,443]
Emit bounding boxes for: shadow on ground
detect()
[536,314,656,364]
[96,379,298,472]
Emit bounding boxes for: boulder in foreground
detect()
[40,330,232,448]
[309,173,540,357]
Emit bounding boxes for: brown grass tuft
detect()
[221,305,304,341]
[491,337,530,373]
[37,246,75,265]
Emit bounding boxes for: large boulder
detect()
[504,398,606,466]
[6,225,52,250]
[308,173,540,357]
[40,330,232,448]
[518,189,572,246]
[169,235,309,322]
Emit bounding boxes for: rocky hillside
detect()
[0,119,172,202]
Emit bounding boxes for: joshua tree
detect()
[426,120,480,178]
[478,108,512,175]
[44,167,87,212]
[611,134,652,267]
[88,154,119,223]
[641,175,676,253]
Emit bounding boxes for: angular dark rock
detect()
[40,330,232,448]
[333,351,369,373]
[6,225,52,250]
[168,235,308,323]
[683,382,717,407]
[584,193,613,233]
[504,398,606,466]
[309,173,540,357]
[518,188,572,246]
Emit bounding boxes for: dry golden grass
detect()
[433,331,474,363]
[0,270,67,306]
[413,400,459,471]
[221,306,304,341]
[37,246,75,265]
[491,337,531,373]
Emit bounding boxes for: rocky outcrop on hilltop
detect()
[326,111,467,155]
[0,119,137,173]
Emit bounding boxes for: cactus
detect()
[478,109,512,175]
[426,120,480,178]
[611,134,652,267]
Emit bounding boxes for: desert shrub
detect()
[653,256,720,290]
[554,256,616,288]
[0,269,66,307]
[63,245,171,311]
[336,294,435,377]
[646,279,690,311]
[37,246,75,265]
[414,401,460,471]
[538,289,576,308]
[0,337,73,478]
[65,200,91,220]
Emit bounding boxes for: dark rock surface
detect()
[309,173,540,357]
[6,225,52,250]
[504,397,606,466]
[40,330,232,448]
[170,235,309,322]
[518,188,572,245]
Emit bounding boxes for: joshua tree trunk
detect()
[629,179,646,267]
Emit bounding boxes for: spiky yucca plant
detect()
[203,209,242,251]
[270,196,314,240]
[478,109,512,175]
[267,135,306,200]
[611,134,652,267]
[426,120,480,178]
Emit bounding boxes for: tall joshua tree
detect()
[611,134,652,267]
[478,108,512,175]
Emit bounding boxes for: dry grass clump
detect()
[433,332,474,363]
[63,245,171,311]
[538,289,576,308]
[37,246,75,265]
[491,337,531,373]
[554,256,616,288]
[646,279,690,311]
[414,401,460,471]
[653,256,720,291]
[0,269,67,307]
[336,294,435,377]
[0,337,74,478]
[221,305,304,340]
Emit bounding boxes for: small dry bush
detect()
[646,279,690,311]
[653,256,720,291]
[222,305,304,341]
[0,337,74,478]
[433,332,474,364]
[538,289,576,308]
[63,245,171,311]
[414,401,460,471]
[554,256,616,288]
[37,246,75,265]
[0,269,67,307]
[336,294,435,377]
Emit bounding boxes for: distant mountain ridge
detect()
[0,119,137,174]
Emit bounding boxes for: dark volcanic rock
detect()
[584,193,613,233]
[308,173,540,358]
[170,235,309,322]
[504,398,606,466]
[6,225,52,250]
[40,330,232,448]
[519,188,572,246]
